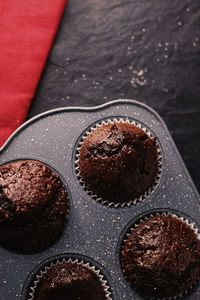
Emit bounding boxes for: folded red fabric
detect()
[0,0,67,147]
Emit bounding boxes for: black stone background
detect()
[28,0,200,193]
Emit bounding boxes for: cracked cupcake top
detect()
[79,122,158,204]
[0,160,69,252]
[33,261,106,300]
[121,214,200,298]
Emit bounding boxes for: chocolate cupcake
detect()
[77,120,159,205]
[0,160,69,252]
[29,259,111,300]
[121,213,200,298]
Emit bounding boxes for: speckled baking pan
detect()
[0,99,200,300]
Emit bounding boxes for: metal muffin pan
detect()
[0,99,200,300]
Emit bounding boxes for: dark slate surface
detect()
[28,0,200,192]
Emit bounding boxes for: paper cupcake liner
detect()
[121,211,200,300]
[75,118,162,207]
[27,257,112,300]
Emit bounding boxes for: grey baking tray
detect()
[0,99,200,300]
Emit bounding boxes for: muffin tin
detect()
[0,99,200,300]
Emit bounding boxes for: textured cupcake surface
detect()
[121,214,200,298]
[33,261,106,300]
[0,160,69,251]
[79,122,158,204]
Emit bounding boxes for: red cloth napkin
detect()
[0,0,67,147]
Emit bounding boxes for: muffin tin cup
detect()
[75,117,162,207]
[0,99,200,300]
[26,255,112,300]
[120,210,200,300]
